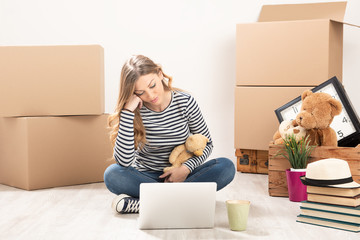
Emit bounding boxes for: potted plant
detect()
[277,134,315,202]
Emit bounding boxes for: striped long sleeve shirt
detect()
[113,90,213,172]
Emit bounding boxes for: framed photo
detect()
[274,76,360,147]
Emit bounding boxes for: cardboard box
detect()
[234,86,310,150]
[268,144,360,197]
[0,45,104,117]
[236,2,358,86]
[0,114,114,190]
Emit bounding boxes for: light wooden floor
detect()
[0,172,358,240]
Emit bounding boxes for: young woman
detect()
[104,55,235,214]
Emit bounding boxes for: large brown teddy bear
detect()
[273,90,342,146]
[163,134,209,172]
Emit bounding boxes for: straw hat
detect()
[300,158,360,188]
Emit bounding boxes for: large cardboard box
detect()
[0,45,104,117]
[234,86,310,151]
[0,114,113,190]
[236,2,358,86]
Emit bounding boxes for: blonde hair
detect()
[108,55,174,150]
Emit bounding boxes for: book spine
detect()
[307,194,360,207]
[300,208,360,224]
[297,215,360,233]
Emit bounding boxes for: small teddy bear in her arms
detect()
[163,134,209,172]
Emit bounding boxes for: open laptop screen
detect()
[138,182,217,229]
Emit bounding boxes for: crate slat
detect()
[268,144,360,197]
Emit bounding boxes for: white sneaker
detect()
[112,194,140,214]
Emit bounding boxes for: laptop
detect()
[138,182,217,229]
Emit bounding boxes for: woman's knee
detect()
[104,164,119,183]
[218,157,235,172]
[103,164,128,192]
[217,157,236,186]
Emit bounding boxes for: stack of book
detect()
[296,185,360,232]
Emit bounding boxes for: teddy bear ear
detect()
[328,97,343,116]
[301,90,313,101]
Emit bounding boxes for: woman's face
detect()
[134,72,168,110]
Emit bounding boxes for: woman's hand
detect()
[159,165,191,183]
[124,94,143,112]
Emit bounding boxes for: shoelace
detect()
[124,198,140,213]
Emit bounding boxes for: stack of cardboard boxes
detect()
[0,45,113,190]
[234,2,357,173]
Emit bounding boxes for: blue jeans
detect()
[104,157,235,198]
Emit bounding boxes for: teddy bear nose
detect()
[299,116,303,121]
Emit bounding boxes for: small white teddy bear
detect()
[278,119,306,142]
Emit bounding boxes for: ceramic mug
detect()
[226,200,250,231]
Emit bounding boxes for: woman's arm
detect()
[159,96,213,182]
[114,94,143,166]
[113,110,136,167]
[183,96,213,172]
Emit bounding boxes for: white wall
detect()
[1,0,359,163]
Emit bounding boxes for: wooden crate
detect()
[268,144,360,197]
[235,149,268,174]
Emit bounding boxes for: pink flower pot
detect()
[286,169,307,202]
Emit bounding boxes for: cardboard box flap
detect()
[258,2,347,23]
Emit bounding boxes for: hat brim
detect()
[300,176,360,189]
[328,181,360,188]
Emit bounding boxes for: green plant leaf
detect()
[275,134,315,169]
